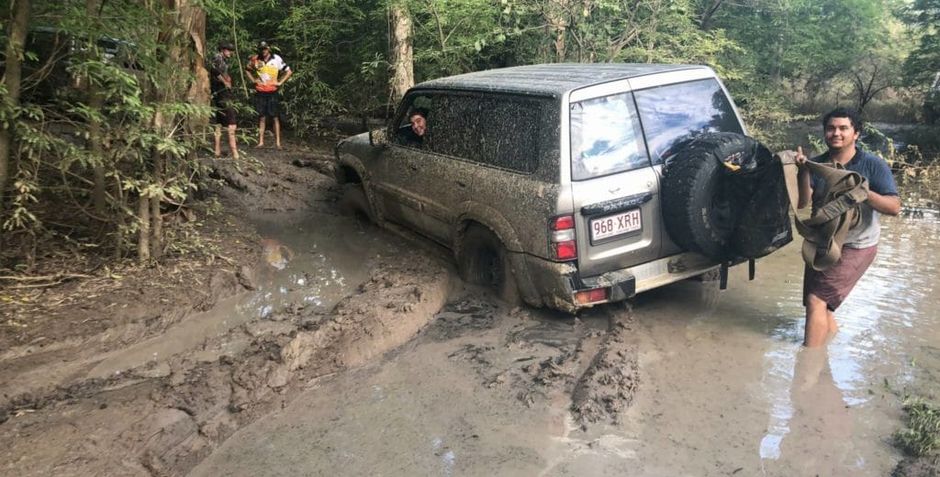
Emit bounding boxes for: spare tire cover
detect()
[661,132,790,261]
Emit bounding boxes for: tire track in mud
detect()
[432,299,640,430]
[0,252,449,477]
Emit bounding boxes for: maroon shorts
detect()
[803,245,877,311]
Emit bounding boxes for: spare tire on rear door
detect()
[661,132,791,262]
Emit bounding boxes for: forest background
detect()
[0,0,939,267]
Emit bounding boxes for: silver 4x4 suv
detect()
[335,64,748,312]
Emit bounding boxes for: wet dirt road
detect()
[191,216,938,476]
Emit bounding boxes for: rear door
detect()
[631,76,746,255]
[568,89,662,277]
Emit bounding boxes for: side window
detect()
[634,78,743,165]
[476,97,542,173]
[430,95,479,159]
[427,93,544,174]
[570,92,648,181]
[392,94,434,148]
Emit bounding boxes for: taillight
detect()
[551,215,577,261]
[575,287,608,305]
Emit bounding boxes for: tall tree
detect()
[0,0,30,213]
[903,0,940,84]
[389,1,415,102]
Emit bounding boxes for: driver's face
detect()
[410,114,427,137]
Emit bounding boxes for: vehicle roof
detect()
[413,63,711,97]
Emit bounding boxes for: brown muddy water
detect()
[88,212,402,379]
[191,216,939,477]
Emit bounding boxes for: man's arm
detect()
[277,68,293,86]
[866,154,902,216]
[867,191,901,216]
[795,146,813,209]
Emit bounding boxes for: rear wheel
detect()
[458,225,520,306]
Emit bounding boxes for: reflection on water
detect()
[244,213,394,319]
[759,216,940,474]
[631,215,940,476]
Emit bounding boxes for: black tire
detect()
[458,225,520,305]
[661,132,773,261]
[338,183,376,223]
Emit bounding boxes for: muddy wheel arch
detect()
[454,207,541,306]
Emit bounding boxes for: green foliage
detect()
[3,0,937,268]
[902,0,940,85]
[896,399,940,457]
[1,0,212,264]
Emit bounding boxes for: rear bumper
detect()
[522,251,721,313]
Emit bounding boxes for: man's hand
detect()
[795,146,808,167]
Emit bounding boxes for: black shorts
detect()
[212,90,236,126]
[254,92,279,118]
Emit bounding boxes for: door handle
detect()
[408,163,418,171]
[455,180,467,188]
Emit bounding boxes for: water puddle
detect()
[88,212,398,378]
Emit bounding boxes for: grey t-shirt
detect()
[810,149,899,248]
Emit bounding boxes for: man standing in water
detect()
[246,41,292,149]
[794,107,901,347]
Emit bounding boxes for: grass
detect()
[896,399,940,457]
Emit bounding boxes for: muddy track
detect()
[1,252,450,476]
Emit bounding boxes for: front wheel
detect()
[458,225,520,306]
[338,183,376,223]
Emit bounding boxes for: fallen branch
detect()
[0,273,95,282]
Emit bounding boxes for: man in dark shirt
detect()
[794,107,901,347]
[210,42,239,159]
[397,108,428,147]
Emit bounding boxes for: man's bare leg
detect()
[227,124,239,159]
[257,117,266,147]
[804,293,830,347]
[214,125,222,157]
[274,117,281,149]
[827,309,838,337]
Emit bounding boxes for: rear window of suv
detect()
[570,92,648,181]
[634,78,743,165]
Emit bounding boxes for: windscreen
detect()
[634,78,743,165]
[569,92,648,181]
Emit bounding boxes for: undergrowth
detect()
[896,399,940,457]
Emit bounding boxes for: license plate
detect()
[590,209,641,241]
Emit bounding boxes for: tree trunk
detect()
[150,150,164,259]
[88,92,108,215]
[700,0,724,31]
[138,194,151,263]
[389,2,414,103]
[545,1,568,62]
[0,0,31,213]
[86,0,107,216]
[181,2,210,122]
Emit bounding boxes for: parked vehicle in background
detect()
[5,26,140,103]
[335,64,757,312]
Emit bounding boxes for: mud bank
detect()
[0,251,449,476]
[0,145,335,411]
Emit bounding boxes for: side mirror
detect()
[369,128,389,148]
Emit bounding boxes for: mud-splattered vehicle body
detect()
[335,64,748,312]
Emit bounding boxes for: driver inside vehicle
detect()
[397,107,428,147]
